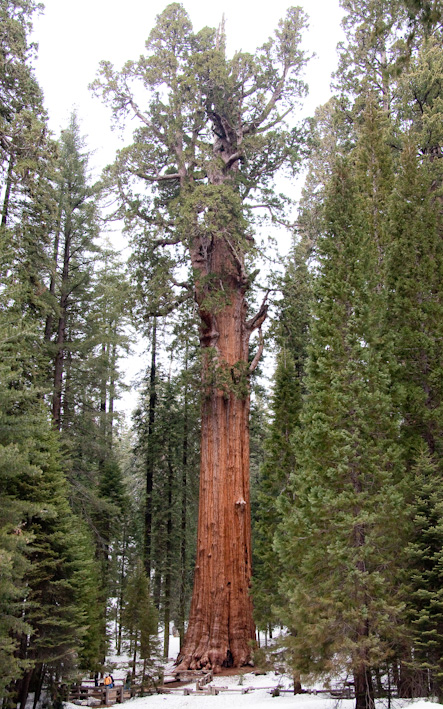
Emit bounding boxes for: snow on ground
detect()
[65,693,443,709]
[79,630,443,709]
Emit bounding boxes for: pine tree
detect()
[0,318,34,698]
[0,285,96,704]
[387,135,443,468]
[385,129,443,699]
[9,418,100,708]
[122,561,159,681]
[252,238,311,634]
[405,443,443,700]
[45,113,99,430]
[276,107,407,709]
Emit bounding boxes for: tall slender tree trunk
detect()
[98,340,108,472]
[44,199,62,342]
[1,154,14,228]
[52,305,66,429]
[144,319,157,578]
[351,470,375,709]
[354,663,375,709]
[163,446,173,659]
[18,666,33,709]
[153,569,162,611]
[61,348,72,433]
[52,222,71,429]
[109,334,117,445]
[179,347,189,650]
[32,664,45,709]
[117,521,128,656]
[132,629,138,679]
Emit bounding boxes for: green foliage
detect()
[0,302,95,694]
[252,239,311,632]
[203,349,250,400]
[130,315,201,638]
[386,136,443,460]
[0,330,34,696]
[275,109,408,691]
[384,129,443,695]
[122,561,159,674]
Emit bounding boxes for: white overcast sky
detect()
[32,0,345,177]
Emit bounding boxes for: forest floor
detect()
[69,634,443,709]
[65,685,443,709]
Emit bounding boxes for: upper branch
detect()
[249,327,264,373]
[133,170,181,182]
[246,290,270,332]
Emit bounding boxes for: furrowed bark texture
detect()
[177,231,257,672]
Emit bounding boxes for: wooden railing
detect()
[68,681,169,706]
[68,685,126,706]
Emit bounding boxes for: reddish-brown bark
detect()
[177,229,264,671]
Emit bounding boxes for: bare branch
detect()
[242,73,287,136]
[249,327,264,373]
[255,106,293,134]
[115,177,175,230]
[245,203,296,229]
[133,169,181,182]
[152,236,182,248]
[171,278,192,290]
[246,291,269,332]
[128,97,151,128]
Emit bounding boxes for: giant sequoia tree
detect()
[93,2,308,670]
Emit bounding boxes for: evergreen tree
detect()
[45,113,99,430]
[405,443,443,700]
[0,314,34,698]
[252,238,311,634]
[334,0,409,111]
[0,290,96,704]
[122,561,159,681]
[276,108,407,709]
[131,322,201,654]
[387,135,443,469]
[385,131,443,698]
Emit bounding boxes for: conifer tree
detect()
[0,315,34,699]
[385,129,443,698]
[45,113,100,430]
[276,107,407,709]
[122,561,159,681]
[252,239,311,634]
[0,285,97,704]
[405,444,443,700]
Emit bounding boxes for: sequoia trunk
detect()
[177,228,259,670]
